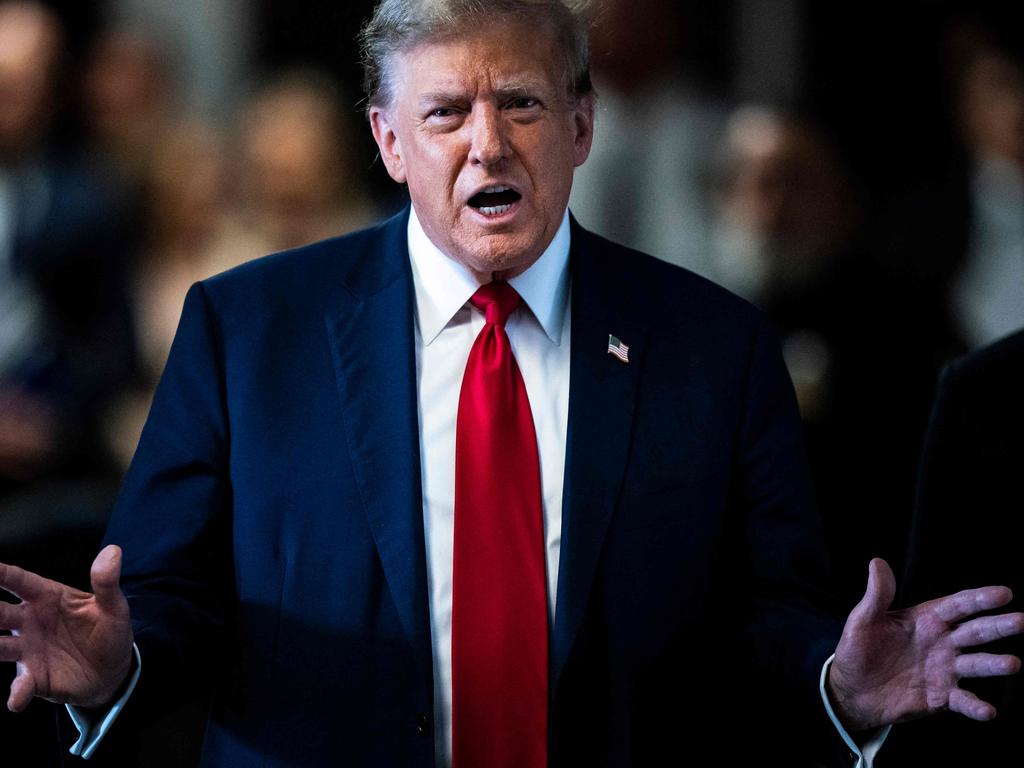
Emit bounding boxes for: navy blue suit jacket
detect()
[103,208,841,766]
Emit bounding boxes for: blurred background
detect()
[0,0,1021,764]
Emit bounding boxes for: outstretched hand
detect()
[0,545,134,712]
[828,558,1024,732]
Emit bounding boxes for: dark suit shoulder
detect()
[576,226,763,332]
[936,330,1024,427]
[947,328,1024,385]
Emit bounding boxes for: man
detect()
[885,328,1024,766]
[2,2,1022,766]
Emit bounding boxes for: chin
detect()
[471,250,534,279]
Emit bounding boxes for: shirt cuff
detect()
[66,642,142,760]
[819,653,891,767]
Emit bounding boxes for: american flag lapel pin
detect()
[607,334,629,363]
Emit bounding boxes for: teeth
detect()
[479,204,512,215]
[482,185,511,194]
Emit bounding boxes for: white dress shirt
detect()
[408,204,571,768]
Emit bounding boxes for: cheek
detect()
[533,147,576,201]
[421,146,463,203]
[408,182,464,244]
[528,128,581,192]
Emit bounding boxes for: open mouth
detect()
[467,186,522,216]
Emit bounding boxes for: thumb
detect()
[90,545,125,613]
[855,557,896,621]
[8,669,36,713]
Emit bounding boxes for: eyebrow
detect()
[417,80,552,106]
[418,91,467,106]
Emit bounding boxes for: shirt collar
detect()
[407,203,571,346]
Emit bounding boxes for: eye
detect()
[507,97,540,110]
[429,107,458,118]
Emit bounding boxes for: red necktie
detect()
[452,281,548,768]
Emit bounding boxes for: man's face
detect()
[370,19,594,281]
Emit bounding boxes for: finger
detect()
[951,613,1024,648]
[0,636,21,662]
[0,562,43,601]
[854,558,896,621]
[933,586,1014,624]
[90,545,124,614]
[0,601,21,630]
[7,668,35,713]
[955,653,1022,678]
[948,687,996,721]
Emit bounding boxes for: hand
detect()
[0,545,134,711]
[828,558,1024,732]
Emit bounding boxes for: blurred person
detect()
[710,106,857,425]
[948,15,1024,347]
[104,120,234,473]
[568,0,726,272]
[0,2,137,764]
[230,70,377,254]
[882,8,1024,353]
[80,27,176,195]
[885,329,1024,766]
[105,73,380,471]
[710,106,961,604]
[0,1,64,489]
[1,3,1023,767]
[711,106,856,315]
[136,122,231,374]
[0,0,134,516]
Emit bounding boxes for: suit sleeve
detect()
[902,361,961,601]
[735,317,848,756]
[101,281,234,721]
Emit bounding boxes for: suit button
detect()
[416,712,430,735]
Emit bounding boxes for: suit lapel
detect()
[322,212,646,701]
[323,209,433,687]
[552,223,647,692]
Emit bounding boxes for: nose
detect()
[468,105,508,166]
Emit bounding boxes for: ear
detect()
[370,105,407,184]
[571,93,595,168]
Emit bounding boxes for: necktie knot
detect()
[470,281,522,327]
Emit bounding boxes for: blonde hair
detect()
[359,0,592,113]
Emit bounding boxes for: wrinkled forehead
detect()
[385,16,569,100]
